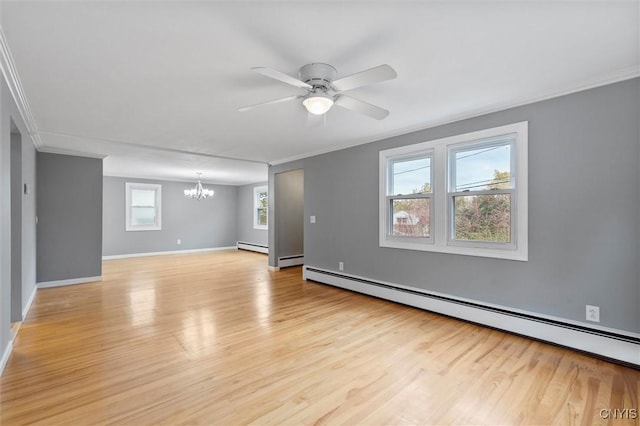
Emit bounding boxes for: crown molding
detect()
[37,145,108,159]
[269,67,639,166]
[0,27,42,149]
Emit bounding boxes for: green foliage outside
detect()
[257,191,268,226]
[390,172,511,242]
[391,182,431,212]
[454,170,511,242]
[258,191,268,208]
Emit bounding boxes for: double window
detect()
[379,122,528,260]
[253,185,268,230]
[126,182,162,231]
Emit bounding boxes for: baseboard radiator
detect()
[303,266,640,368]
[237,241,268,254]
[278,254,304,268]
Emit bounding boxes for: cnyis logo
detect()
[599,408,638,419]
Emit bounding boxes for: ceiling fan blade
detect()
[252,67,312,89]
[238,95,300,112]
[334,95,389,120]
[332,64,397,91]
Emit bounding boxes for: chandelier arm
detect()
[185,175,214,200]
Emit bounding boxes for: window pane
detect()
[453,194,511,242]
[257,208,267,226]
[391,198,430,237]
[258,191,268,208]
[131,189,156,206]
[131,206,156,226]
[391,157,431,195]
[453,142,511,192]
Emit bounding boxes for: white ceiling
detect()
[1,1,638,185]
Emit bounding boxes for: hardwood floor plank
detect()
[1,250,638,425]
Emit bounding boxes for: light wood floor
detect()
[1,250,638,425]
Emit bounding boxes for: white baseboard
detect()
[37,275,102,289]
[0,340,13,376]
[278,255,304,268]
[22,285,37,319]
[304,265,640,367]
[1,286,38,377]
[102,246,237,260]
[237,242,269,254]
[267,265,280,272]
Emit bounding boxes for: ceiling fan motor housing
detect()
[298,63,337,91]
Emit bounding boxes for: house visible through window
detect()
[388,154,432,240]
[126,182,161,231]
[254,185,268,230]
[379,121,528,261]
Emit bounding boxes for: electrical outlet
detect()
[586,305,600,322]
[338,261,344,271]
[177,239,181,245]
[310,215,316,224]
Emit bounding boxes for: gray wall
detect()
[0,76,37,362]
[0,79,11,358]
[10,127,36,321]
[236,181,268,247]
[103,177,238,256]
[10,131,21,321]
[272,78,640,333]
[275,169,304,258]
[20,128,36,311]
[37,152,103,282]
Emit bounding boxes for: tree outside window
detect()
[379,121,528,261]
[254,186,268,229]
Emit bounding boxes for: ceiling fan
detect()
[238,63,397,120]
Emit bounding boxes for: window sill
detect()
[379,238,527,261]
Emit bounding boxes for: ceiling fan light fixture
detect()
[302,94,334,115]
[240,63,396,120]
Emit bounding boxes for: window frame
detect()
[447,137,516,250]
[253,185,268,230]
[379,121,528,261]
[383,152,434,246]
[125,182,162,232]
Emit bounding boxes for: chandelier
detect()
[184,173,214,200]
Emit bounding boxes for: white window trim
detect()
[447,137,516,251]
[384,152,434,245]
[379,121,528,261]
[253,185,268,230]
[125,182,162,232]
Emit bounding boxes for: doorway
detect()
[274,169,304,268]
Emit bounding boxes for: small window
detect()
[386,155,432,240]
[254,185,268,230]
[126,182,161,231]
